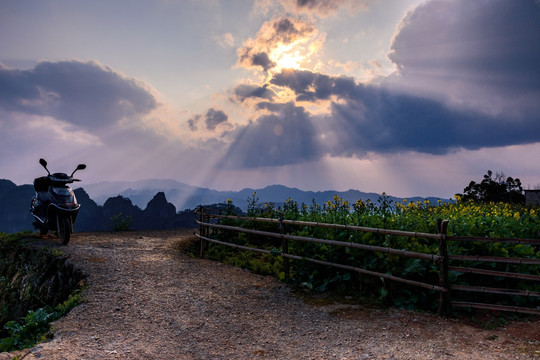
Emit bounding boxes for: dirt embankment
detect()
[2,230,538,359]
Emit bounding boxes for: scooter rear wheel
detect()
[59,216,72,245]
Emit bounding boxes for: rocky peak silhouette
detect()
[0,180,198,233]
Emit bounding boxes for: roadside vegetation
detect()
[0,289,83,352]
[0,233,84,352]
[198,171,539,313]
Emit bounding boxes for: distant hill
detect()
[0,179,35,233]
[0,179,234,233]
[82,179,447,211]
[1,178,448,234]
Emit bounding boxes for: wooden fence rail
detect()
[196,231,445,292]
[203,213,445,240]
[448,266,540,281]
[202,221,442,262]
[195,208,540,316]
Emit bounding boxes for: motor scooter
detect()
[30,158,86,245]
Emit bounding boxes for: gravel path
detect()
[2,230,538,359]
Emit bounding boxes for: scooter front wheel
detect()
[39,226,48,236]
[59,216,72,245]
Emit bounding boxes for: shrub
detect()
[110,212,133,231]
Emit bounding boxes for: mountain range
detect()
[0,178,448,234]
[82,179,447,212]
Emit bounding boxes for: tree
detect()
[456,170,525,204]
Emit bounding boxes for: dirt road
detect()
[2,230,538,359]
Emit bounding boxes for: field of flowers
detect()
[206,193,539,312]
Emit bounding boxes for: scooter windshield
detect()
[52,187,72,196]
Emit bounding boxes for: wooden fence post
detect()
[437,219,450,316]
[199,206,206,258]
[279,213,290,281]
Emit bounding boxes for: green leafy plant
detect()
[0,308,55,351]
[49,248,63,257]
[111,212,133,231]
[0,289,83,352]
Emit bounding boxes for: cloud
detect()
[0,60,202,182]
[254,0,374,17]
[187,114,201,131]
[205,108,229,131]
[226,60,540,167]
[386,0,540,117]
[241,51,275,72]
[233,83,275,102]
[271,68,356,101]
[214,32,235,47]
[188,108,232,132]
[288,0,374,16]
[329,89,540,156]
[236,16,317,72]
[223,102,321,167]
[0,60,158,130]
[223,0,540,168]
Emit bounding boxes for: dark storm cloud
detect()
[233,84,275,102]
[328,88,540,156]
[232,59,540,167]
[389,0,540,84]
[224,102,321,167]
[271,69,356,101]
[269,68,540,157]
[0,60,157,129]
[387,0,540,116]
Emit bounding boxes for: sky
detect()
[1,0,539,200]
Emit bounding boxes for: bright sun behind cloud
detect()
[271,44,306,71]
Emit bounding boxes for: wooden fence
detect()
[195,208,540,316]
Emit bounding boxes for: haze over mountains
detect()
[81,179,449,212]
[0,178,448,234]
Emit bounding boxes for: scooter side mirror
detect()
[71,164,86,176]
[39,158,50,175]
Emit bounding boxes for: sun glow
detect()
[275,50,303,69]
[271,44,305,70]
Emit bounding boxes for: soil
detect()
[1,230,538,359]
